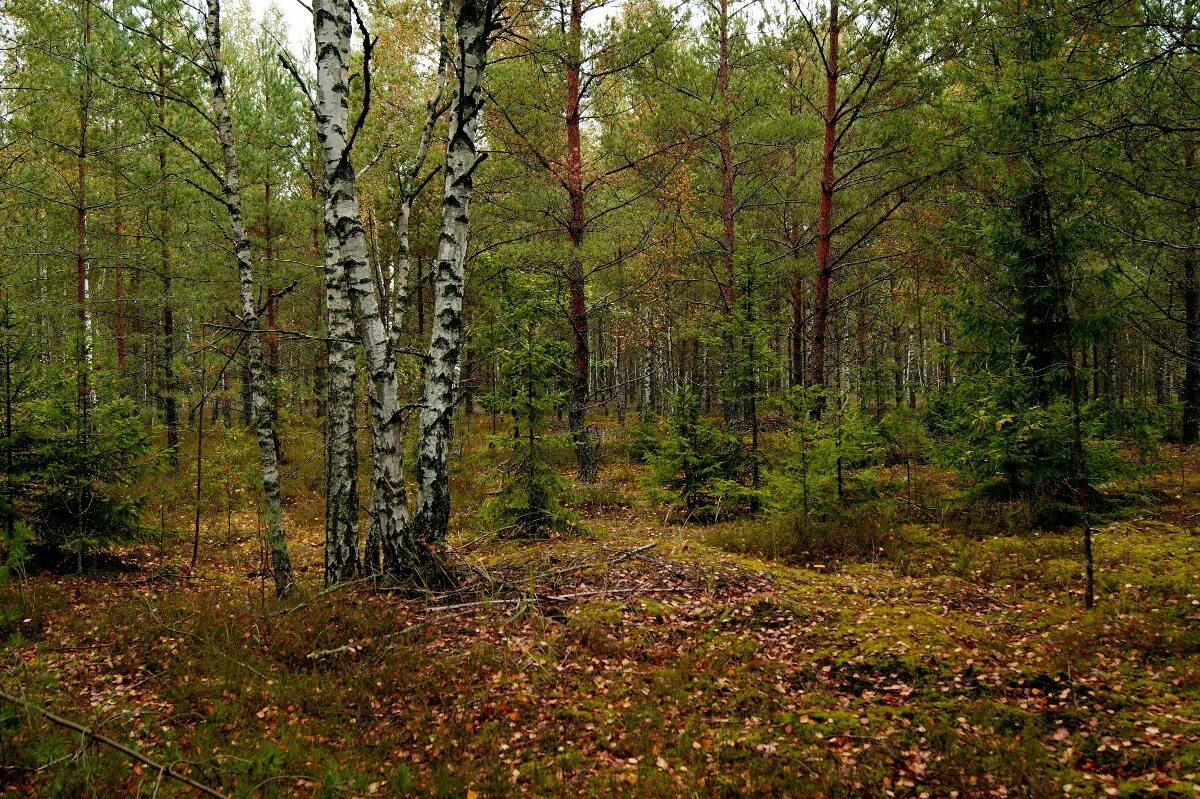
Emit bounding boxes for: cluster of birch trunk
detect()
[201,0,497,594]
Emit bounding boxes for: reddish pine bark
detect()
[808,0,839,392]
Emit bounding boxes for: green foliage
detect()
[480,280,576,537]
[643,387,749,520]
[707,509,938,573]
[927,378,1120,522]
[628,419,663,464]
[1093,400,1169,462]
[766,387,883,516]
[878,406,930,465]
[0,302,151,564]
[18,392,151,560]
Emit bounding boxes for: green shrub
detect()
[765,386,883,515]
[707,505,937,571]
[926,378,1120,523]
[16,393,150,562]
[643,387,749,521]
[478,279,576,537]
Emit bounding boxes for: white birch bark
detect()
[412,0,492,544]
[322,204,361,581]
[314,0,439,582]
[203,0,293,596]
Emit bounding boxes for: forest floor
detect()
[0,424,1199,798]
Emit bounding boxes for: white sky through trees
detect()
[246,0,311,58]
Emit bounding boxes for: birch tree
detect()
[411,0,498,546]
[202,0,294,596]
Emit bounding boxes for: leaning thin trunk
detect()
[413,0,492,546]
[204,0,293,596]
[393,3,449,350]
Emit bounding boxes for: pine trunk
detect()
[808,0,839,401]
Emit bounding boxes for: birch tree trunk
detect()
[203,0,294,596]
[313,0,441,583]
[412,0,493,545]
[323,207,362,581]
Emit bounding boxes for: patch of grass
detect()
[706,506,948,575]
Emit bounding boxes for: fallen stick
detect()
[545,542,658,579]
[274,576,379,616]
[0,690,228,799]
[304,622,427,662]
[425,585,693,613]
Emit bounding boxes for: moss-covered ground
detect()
[1,422,1198,797]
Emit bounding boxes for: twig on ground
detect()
[304,621,427,662]
[0,690,229,799]
[424,585,694,613]
[544,542,658,579]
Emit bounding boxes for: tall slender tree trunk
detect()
[807,0,839,401]
[113,185,126,374]
[394,9,447,350]
[313,0,429,582]
[715,0,738,423]
[787,135,806,389]
[413,0,493,550]
[203,0,294,596]
[156,37,179,464]
[564,0,597,482]
[75,0,93,413]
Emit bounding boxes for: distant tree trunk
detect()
[413,0,493,552]
[204,0,294,596]
[716,0,738,424]
[161,239,177,461]
[75,0,94,414]
[789,232,805,387]
[240,359,252,424]
[113,180,127,375]
[156,37,178,464]
[1183,253,1199,444]
[807,0,839,404]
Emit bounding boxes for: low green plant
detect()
[766,386,883,516]
[479,280,576,537]
[926,377,1121,526]
[643,386,749,521]
[19,392,151,564]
